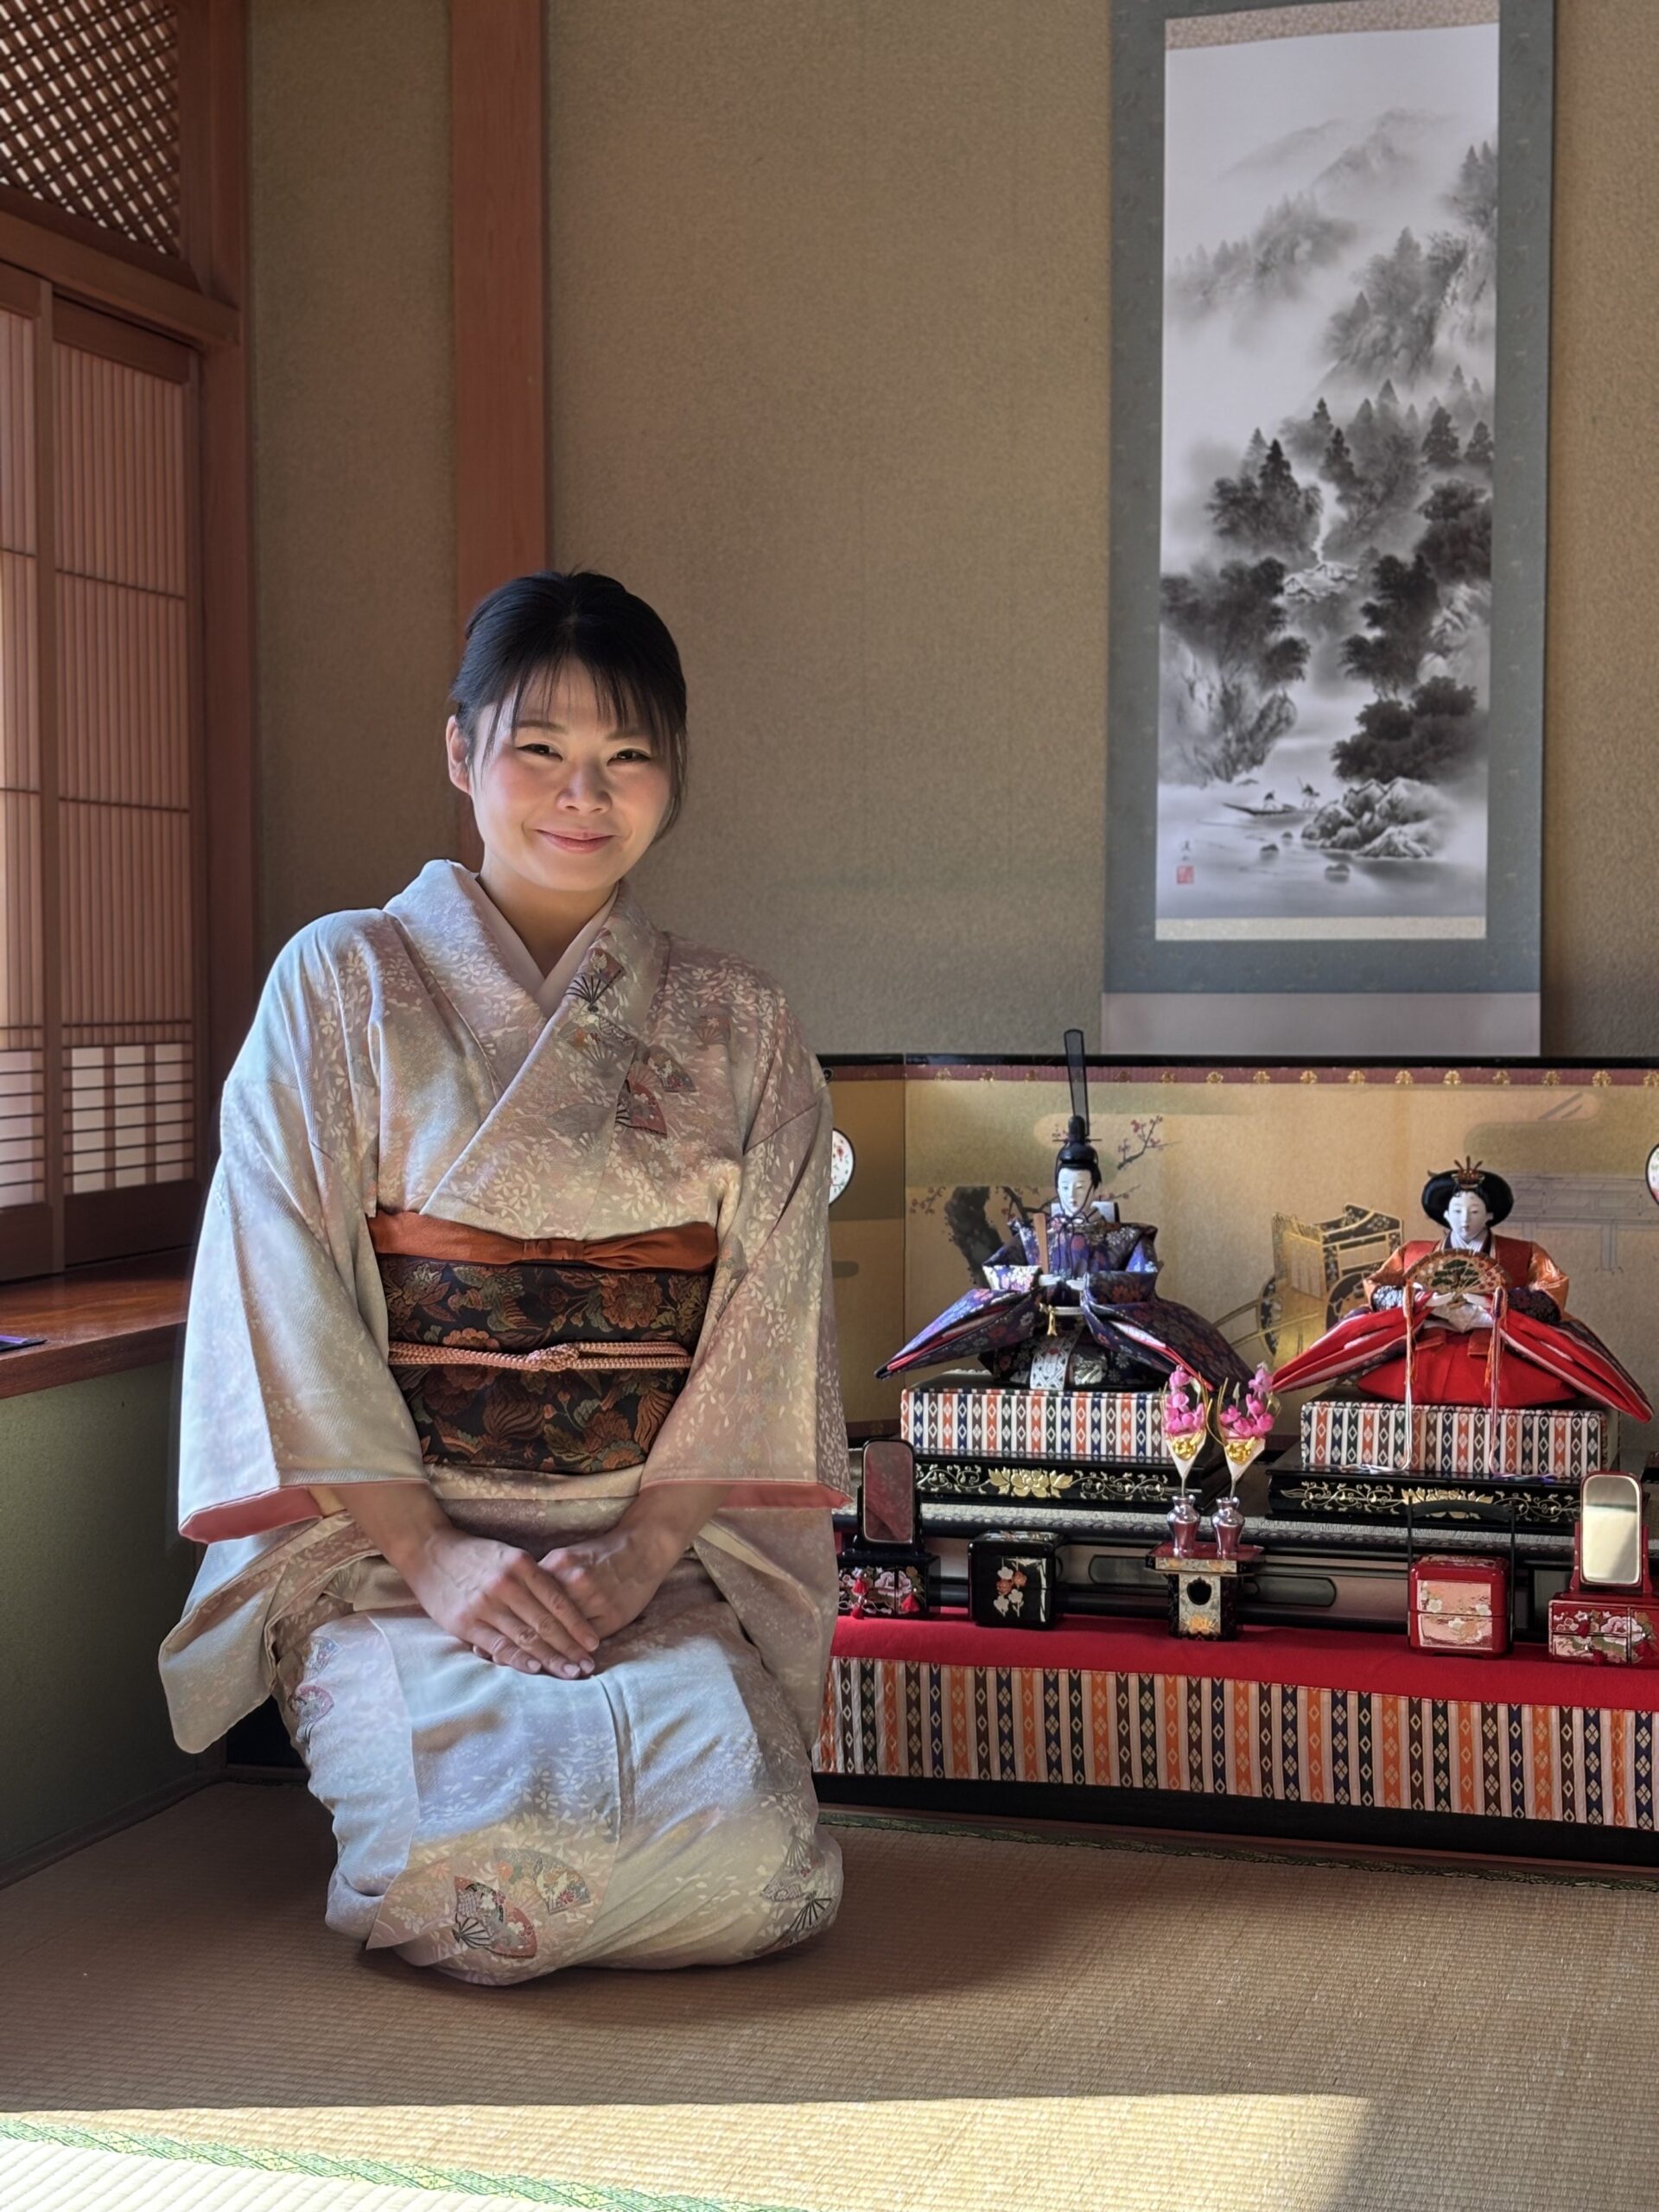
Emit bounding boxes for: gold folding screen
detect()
[0,272,201,1278]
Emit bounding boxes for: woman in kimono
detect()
[160,571,850,1983]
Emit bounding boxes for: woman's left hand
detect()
[537,1519,681,1642]
[539,1478,734,1645]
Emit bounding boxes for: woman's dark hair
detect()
[450,570,688,835]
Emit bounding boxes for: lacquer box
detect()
[1546,1599,1659,1667]
[837,1548,932,1618]
[967,1530,1062,1629]
[1408,1554,1510,1656]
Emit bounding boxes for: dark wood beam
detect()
[450,0,550,868]
[180,0,259,1111]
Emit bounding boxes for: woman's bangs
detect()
[494,649,677,760]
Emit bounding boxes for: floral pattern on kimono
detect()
[379,1249,713,1473]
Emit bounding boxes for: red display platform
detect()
[817,1611,1659,1830]
[830,1608,1659,1710]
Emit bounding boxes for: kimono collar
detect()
[385,859,666,1095]
[455,870,619,1019]
[384,860,672,1237]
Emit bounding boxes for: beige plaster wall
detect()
[249,0,459,965]
[245,1,1659,1054]
[544,1,1111,1052]
[1541,0,1659,1056]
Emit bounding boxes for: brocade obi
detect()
[367,1212,718,1476]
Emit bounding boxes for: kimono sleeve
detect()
[1520,1243,1568,1316]
[639,1003,852,1510]
[1363,1244,1410,1309]
[175,939,429,1544]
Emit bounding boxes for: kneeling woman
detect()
[161,574,849,1982]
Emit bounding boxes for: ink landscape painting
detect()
[1155,6,1501,941]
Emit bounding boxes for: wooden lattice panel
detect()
[0,2,181,258]
[53,335,194,1192]
[0,304,42,1206]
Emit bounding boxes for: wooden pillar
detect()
[178,0,258,1116]
[450,0,549,868]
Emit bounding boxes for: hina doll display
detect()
[1271,1160,1651,1421]
[161,572,848,1985]
[877,1032,1248,1395]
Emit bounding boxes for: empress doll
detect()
[1271,1160,1651,1420]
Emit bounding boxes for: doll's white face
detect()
[1055,1166,1096,1216]
[1444,1190,1491,1245]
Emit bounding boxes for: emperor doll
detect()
[878,1032,1247,1394]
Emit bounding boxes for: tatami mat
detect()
[0,2130,556,2212]
[3,1783,1659,2212]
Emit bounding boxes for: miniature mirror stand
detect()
[837,1439,936,1618]
[1547,1471,1659,1666]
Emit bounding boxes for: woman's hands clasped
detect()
[400,1526,603,1680]
[317,1478,694,1680]
[537,1518,683,1643]
[378,1478,734,1679]
[537,1480,734,1648]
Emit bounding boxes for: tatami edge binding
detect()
[0,2115,815,2212]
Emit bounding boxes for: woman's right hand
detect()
[400,1525,601,1679]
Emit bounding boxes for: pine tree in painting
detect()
[1416,481,1491,585]
[1323,427,1360,493]
[1340,552,1440,698]
[1421,405,1461,467]
[1208,439,1323,564]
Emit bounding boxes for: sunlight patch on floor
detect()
[0,2132,563,2212]
[9,2095,1372,2212]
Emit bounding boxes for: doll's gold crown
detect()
[1450,1157,1485,1190]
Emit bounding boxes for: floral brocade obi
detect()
[367,1212,718,1477]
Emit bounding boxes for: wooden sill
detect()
[0,1252,189,1402]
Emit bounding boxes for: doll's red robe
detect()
[1271,1235,1651,1421]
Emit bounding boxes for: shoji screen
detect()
[0,295,41,1236]
[0,275,203,1281]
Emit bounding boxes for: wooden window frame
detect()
[1,0,550,1386]
[0,0,253,1305]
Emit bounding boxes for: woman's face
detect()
[1444,1189,1491,1243]
[446,664,672,899]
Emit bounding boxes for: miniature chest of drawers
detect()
[1408,1554,1510,1656]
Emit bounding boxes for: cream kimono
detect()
[160,860,850,1981]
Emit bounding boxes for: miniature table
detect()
[815,1609,1659,1847]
